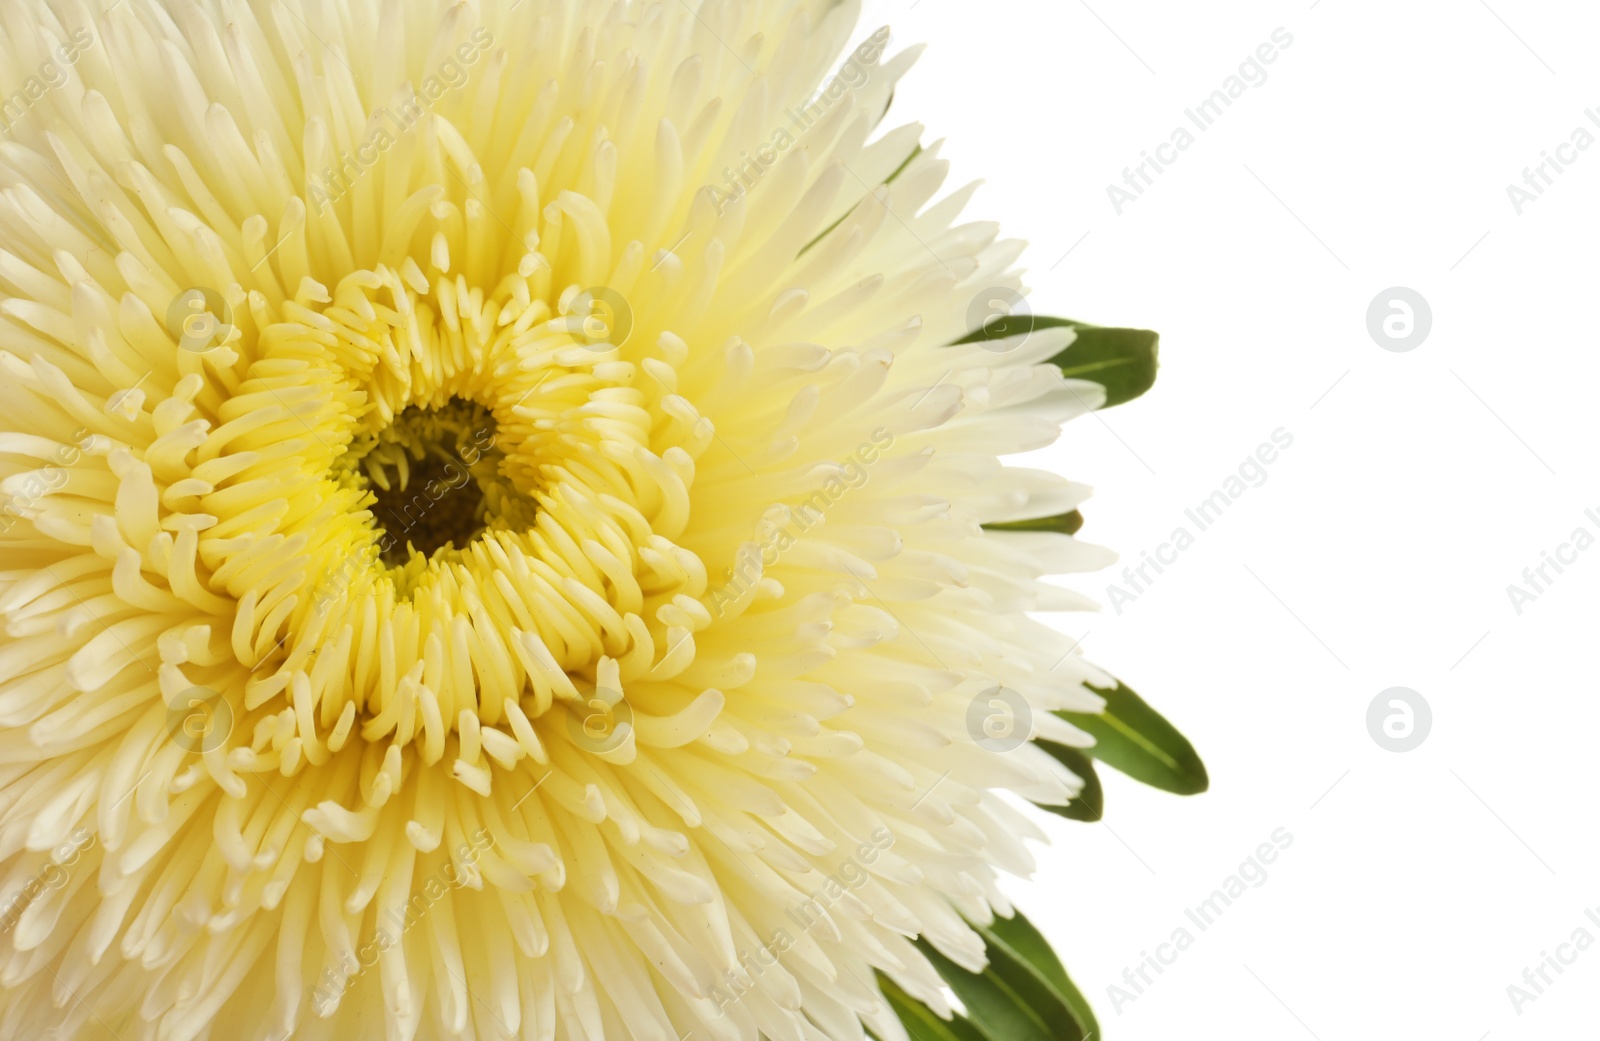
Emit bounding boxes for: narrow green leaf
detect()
[953,315,1160,408]
[799,144,923,256]
[1060,679,1208,795]
[883,142,922,185]
[982,510,1083,537]
[893,916,1099,1041]
[976,913,1100,1041]
[1032,742,1103,823]
[877,976,989,1041]
[916,942,1061,1041]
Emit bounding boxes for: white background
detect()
[853,1,1600,1038]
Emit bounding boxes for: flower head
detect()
[0,2,1136,1039]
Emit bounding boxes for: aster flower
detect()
[0,2,1202,1040]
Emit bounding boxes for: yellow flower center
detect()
[200,243,712,776]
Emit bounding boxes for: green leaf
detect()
[884,142,922,185]
[1060,679,1208,795]
[976,913,1099,1041]
[982,510,1083,537]
[953,315,1159,408]
[877,976,989,1041]
[887,913,1099,1041]
[915,920,1094,1041]
[1032,742,1103,823]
